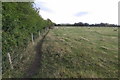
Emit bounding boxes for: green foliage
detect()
[2,2,54,74]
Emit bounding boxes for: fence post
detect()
[7,53,13,70]
[47,27,48,31]
[39,31,40,37]
[41,30,43,36]
[45,28,46,32]
[31,33,34,44]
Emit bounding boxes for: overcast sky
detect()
[34,0,119,24]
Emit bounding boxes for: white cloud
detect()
[34,0,119,24]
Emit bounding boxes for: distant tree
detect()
[55,22,118,27]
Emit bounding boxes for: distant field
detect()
[34,27,118,78]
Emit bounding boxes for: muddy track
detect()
[24,30,49,78]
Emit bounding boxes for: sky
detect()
[34,0,119,24]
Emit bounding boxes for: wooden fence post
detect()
[47,27,48,31]
[31,33,34,44]
[45,28,46,32]
[39,31,40,37]
[7,53,13,70]
[41,30,43,36]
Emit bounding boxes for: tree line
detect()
[55,22,119,27]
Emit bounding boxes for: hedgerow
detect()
[2,2,54,73]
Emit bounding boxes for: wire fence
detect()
[3,26,50,74]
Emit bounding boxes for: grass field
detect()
[32,27,118,78]
[3,27,118,78]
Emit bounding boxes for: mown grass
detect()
[2,27,118,78]
[34,27,118,78]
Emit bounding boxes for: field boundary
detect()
[23,30,50,78]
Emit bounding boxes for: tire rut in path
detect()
[24,30,49,78]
